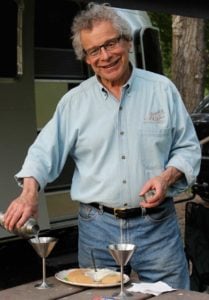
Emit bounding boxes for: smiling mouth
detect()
[101,59,120,69]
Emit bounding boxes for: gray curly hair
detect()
[71,2,132,60]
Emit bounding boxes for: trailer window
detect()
[0,1,18,78]
[34,0,88,80]
[132,27,163,74]
[141,27,163,74]
[35,81,77,192]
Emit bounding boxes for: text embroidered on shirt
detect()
[144,109,165,122]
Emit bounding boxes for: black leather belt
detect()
[90,202,152,219]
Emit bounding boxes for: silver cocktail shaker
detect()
[0,211,39,238]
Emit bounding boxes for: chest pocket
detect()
[138,125,172,169]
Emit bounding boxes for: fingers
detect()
[4,203,21,231]
[139,177,167,208]
[16,206,36,228]
[143,190,155,202]
[4,197,38,231]
[16,213,30,229]
[140,192,161,208]
[4,208,34,231]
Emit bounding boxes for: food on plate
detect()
[101,274,121,284]
[66,268,121,284]
[66,269,94,284]
[86,268,121,284]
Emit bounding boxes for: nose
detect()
[100,46,111,59]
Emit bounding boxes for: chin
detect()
[102,70,123,81]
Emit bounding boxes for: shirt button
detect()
[122,180,127,184]
[119,106,123,110]
[121,155,126,159]
[120,131,124,135]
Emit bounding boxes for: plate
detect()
[55,268,130,287]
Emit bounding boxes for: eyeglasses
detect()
[83,35,123,57]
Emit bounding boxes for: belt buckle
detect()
[114,207,126,218]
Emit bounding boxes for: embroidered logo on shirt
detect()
[144,109,165,123]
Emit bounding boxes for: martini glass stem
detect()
[42,257,46,285]
[120,263,124,295]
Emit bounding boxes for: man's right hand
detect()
[3,177,39,231]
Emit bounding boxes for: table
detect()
[154,290,209,299]
[0,276,86,300]
[54,288,209,300]
[0,275,151,300]
[1,275,209,300]
[57,285,152,300]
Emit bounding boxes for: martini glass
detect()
[108,243,136,299]
[29,236,58,289]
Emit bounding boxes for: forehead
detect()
[80,21,119,49]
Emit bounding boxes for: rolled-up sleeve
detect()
[166,82,201,195]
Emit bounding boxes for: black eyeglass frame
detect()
[83,35,124,57]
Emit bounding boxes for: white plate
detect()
[55,268,130,287]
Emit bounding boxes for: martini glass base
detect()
[34,282,54,289]
[112,290,133,299]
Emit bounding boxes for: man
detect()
[4,3,201,289]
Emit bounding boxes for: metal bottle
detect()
[0,211,40,238]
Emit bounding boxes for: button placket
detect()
[118,96,130,205]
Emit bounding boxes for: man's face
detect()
[80,21,132,86]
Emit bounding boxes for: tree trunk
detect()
[171,16,206,113]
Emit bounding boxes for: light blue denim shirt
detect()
[16,67,201,208]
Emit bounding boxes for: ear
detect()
[85,56,91,65]
[128,40,132,51]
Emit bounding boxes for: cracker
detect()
[101,274,121,284]
[67,269,94,284]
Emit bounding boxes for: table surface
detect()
[154,290,209,300]
[1,275,209,300]
[0,275,152,300]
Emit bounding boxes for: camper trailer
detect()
[0,0,163,242]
